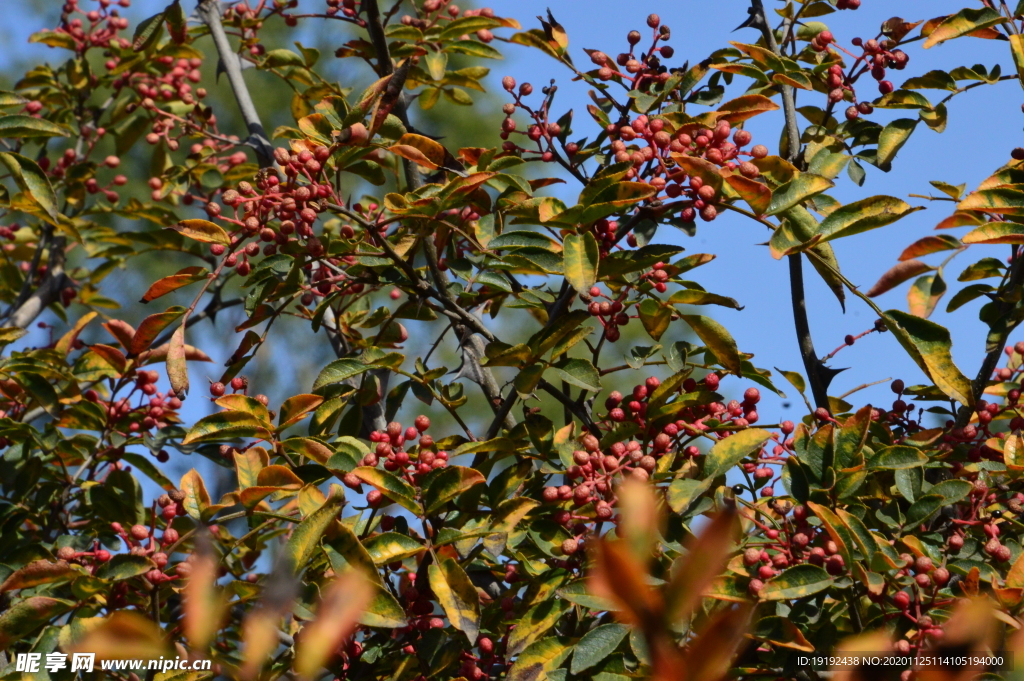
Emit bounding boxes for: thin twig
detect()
[747,0,829,412]
[196,0,275,168]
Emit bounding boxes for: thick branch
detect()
[364,0,421,191]
[484,281,577,439]
[9,237,69,330]
[748,0,829,411]
[197,0,275,168]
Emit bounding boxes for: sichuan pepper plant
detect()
[10,1,1024,680]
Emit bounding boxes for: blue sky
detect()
[472,0,1020,421]
[5,1,1023,497]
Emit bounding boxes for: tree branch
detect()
[364,0,421,191]
[8,236,69,330]
[747,0,829,411]
[196,0,275,168]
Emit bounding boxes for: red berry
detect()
[130,524,149,540]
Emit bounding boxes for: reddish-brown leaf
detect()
[588,540,661,627]
[139,342,213,365]
[389,133,446,169]
[934,211,984,230]
[141,266,210,303]
[90,343,128,374]
[102,319,136,350]
[715,94,780,124]
[866,259,933,297]
[898,235,962,260]
[130,307,186,355]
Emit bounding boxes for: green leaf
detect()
[901,70,958,91]
[958,188,1024,216]
[181,411,272,445]
[488,230,561,251]
[868,445,928,469]
[352,466,419,513]
[313,358,371,391]
[556,582,617,612]
[263,48,306,68]
[429,558,481,644]
[439,16,504,40]
[903,494,945,527]
[549,358,602,393]
[766,173,834,216]
[0,560,76,593]
[668,289,742,309]
[507,599,569,656]
[923,7,1005,48]
[361,532,425,565]
[423,466,485,514]
[571,624,630,673]
[817,196,924,244]
[424,50,448,80]
[95,554,154,581]
[929,479,973,504]
[445,40,504,59]
[946,284,993,313]
[361,586,408,628]
[724,173,772,214]
[283,488,346,573]
[0,115,73,138]
[881,309,974,408]
[876,119,917,169]
[132,11,165,51]
[681,315,743,375]
[0,327,27,345]
[962,222,1024,244]
[704,428,772,478]
[562,232,599,293]
[759,565,832,601]
[633,298,670,341]
[0,152,59,221]
[907,272,945,318]
[507,637,575,681]
[0,597,74,650]
[666,477,714,514]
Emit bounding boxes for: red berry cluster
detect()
[400,2,499,44]
[84,368,183,443]
[342,416,448,496]
[744,503,851,597]
[849,36,910,96]
[587,15,674,91]
[609,115,765,215]
[584,285,630,342]
[200,145,336,279]
[39,0,133,56]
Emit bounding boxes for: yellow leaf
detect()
[389,133,445,169]
[170,218,231,245]
[429,557,481,643]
